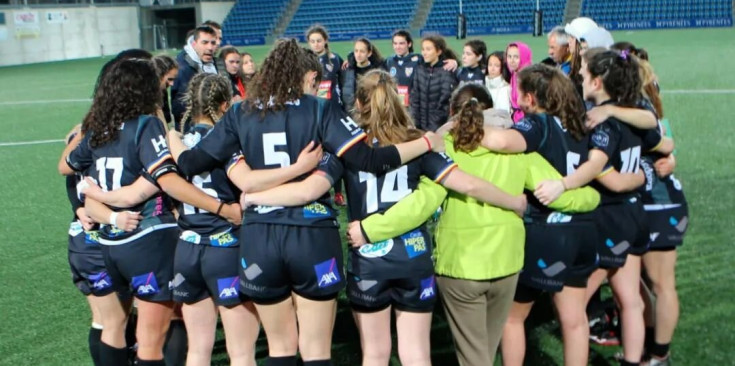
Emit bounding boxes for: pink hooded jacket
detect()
[506,41,533,122]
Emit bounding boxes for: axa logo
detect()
[537,258,567,277]
[605,239,630,256]
[132,272,160,295]
[90,271,112,290]
[669,216,688,233]
[217,276,240,299]
[314,258,342,288]
[419,276,435,301]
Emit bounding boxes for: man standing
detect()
[171,25,218,131]
[547,26,572,75]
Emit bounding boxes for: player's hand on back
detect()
[513,194,528,218]
[442,58,458,72]
[534,179,565,206]
[294,141,323,174]
[654,155,676,177]
[424,131,445,153]
[116,211,142,232]
[585,105,612,129]
[221,202,243,225]
[76,207,96,231]
[347,221,368,248]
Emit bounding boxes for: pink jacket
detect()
[506,42,533,122]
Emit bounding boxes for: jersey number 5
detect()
[359,166,410,214]
[263,133,290,167]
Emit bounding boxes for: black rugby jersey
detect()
[456,65,485,86]
[589,101,663,204]
[512,113,591,216]
[177,124,241,241]
[191,96,372,227]
[384,53,423,106]
[66,115,177,242]
[317,52,344,105]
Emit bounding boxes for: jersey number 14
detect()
[359,166,410,214]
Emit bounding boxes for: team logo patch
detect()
[217,276,240,299]
[411,55,419,62]
[89,271,112,291]
[605,239,630,256]
[419,275,436,300]
[401,230,427,258]
[468,73,474,79]
[546,212,572,224]
[314,257,342,288]
[514,119,533,132]
[390,67,397,76]
[669,216,688,233]
[131,272,160,296]
[398,60,404,66]
[303,202,331,218]
[405,67,413,77]
[537,258,566,277]
[85,231,100,245]
[358,239,394,258]
[591,130,610,148]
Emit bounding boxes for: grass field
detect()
[0,27,734,365]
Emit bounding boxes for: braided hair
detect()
[180,73,232,132]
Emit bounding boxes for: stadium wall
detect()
[196,1,234,26]
[0,6,139,67]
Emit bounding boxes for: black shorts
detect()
[595,198,649,269]
[68,231,115,297]
[173,237,246,306]
[347,273,437,313]
[519,216,598,293]
[645,205,688,251]
[239,223,344,304]
[101,227,178,302]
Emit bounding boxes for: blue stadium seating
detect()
[285,0,417,37]
[222,0,290,40]
[581,0,732,23]
[423,0,566,34]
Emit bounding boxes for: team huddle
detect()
[58,15,687,366]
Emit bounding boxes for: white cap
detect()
[564,17,598,40]
[582,26,615,49]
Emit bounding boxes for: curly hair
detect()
[301,47,323,91]
[246,38,304,113]
[180,73,232,132]
[449,84,492,152]
[84,59,160,148]
[518,64,586,140]
[583,48,642,107]
[354,69,421,146]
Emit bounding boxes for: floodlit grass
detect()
[0,27,733,365]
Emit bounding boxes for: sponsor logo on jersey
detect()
[303,202,331,218]
[649,232,660,242]
[605,238,630,256]
[151,135,168,156]
[514,119,533,132]
[401,230,427,258]
[340,116,362,135]
[390,67,397,76]
[217,276,240,299]
[537,258,567,277]
[405,67,413,77]
[171,273,186,288]
[210,231,237,247]
[468,73,474,79]
[411,55,419,62]
[358,239,394,258]
[325,63,334,72]
[314,257,342,288]
[591,131,610,148]
[241,258,263,280]
[253,205,284,214]
[180,230,201,244]
[85,231,101,245]
[419,275,435,300]
[182,132,202,149]
[354,276,378,292]
[132,272,160,296]
[69,221,84,237]
[669,216,688,233]
[398,60,404,66]
[546,212,573,224]
[90,271,112,290]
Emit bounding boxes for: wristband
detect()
[215,202,225,216]
[109,212,119,228]
[422,135,432,151]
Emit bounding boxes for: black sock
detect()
[99,341,129,366]
[137,359,166,366]
[619,361,639,366]
[644,326,655,350]
[164,319,187,366]
[88,327,103,366]
[266,356,298,366]
[650,341,670,358]
[303,360,331,366]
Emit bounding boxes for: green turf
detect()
[0,27,734,365]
